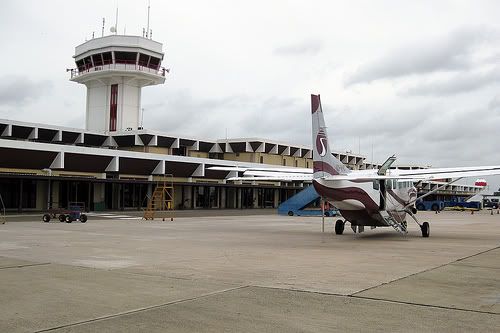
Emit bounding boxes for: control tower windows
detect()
[138,53,161,70]
[102,52,112,65]
[76,56,92,72]
[92,54,103,67]
[138,53,150,67]
[149,57,160,70]
[76,59,85,72]
[83,56,92,70]
[115,51,137,64]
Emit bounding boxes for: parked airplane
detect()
[210,94,500,237]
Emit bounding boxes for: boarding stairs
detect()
[0,193,6,224]
[278,185,337,217]
[143,175,175,221]
[379,210,407,235]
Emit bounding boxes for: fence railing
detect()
[70,62,168,79]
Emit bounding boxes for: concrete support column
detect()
[274,189,280,208]
[93,183,105,211]
[120,184,125,211]
[52,181,60,209]
[48,180,52,209]
[18,179,23,213]
[252,188,258,208]
[220,187,226,209]
[183,186,192,209]
[147,183,153,198]
[112,183,121,210]
[237,188,242,209]
[174,185,182,209]
[36,180,48,211]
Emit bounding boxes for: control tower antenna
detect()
[114,6,118,35]
[146,0,151,38]
[101,17,105,37]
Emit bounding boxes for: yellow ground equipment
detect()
[143,175,174,221]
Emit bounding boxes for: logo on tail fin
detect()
[316,129,327,157]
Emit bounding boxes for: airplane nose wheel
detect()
[420,222,430,238]
[335,220,345,235]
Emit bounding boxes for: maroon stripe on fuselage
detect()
[311,94,320,114]
[313,161,339,175]
[313,180,379,213]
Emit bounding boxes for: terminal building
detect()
[0,33,482,213]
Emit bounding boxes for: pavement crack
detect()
[240,285,500,316]
[351,245,500,296]
[34,285,250,332]
[349,294,500,316]
[0,262,51,270]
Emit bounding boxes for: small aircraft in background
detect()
[210,94,500,237]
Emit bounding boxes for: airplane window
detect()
[373,180,379,190]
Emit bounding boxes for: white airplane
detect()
[210,94,500,237]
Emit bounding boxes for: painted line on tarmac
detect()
[35,285,250,332]
[102,215,132,218]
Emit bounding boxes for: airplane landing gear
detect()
[420,222,430,238]
[407,209,430,238]
[335,220,345,235]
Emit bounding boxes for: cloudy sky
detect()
[1,1,499,189]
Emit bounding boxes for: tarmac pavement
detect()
[0,210,498,332]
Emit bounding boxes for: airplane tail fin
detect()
[311,94,351,178]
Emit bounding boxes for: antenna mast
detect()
[101,18,105,37]
[115,7,118,35]
[146,0,150,38]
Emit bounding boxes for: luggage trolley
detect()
[42,202,88,223]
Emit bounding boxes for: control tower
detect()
[70,35,166,132]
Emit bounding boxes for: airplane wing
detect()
[207,166,311,174]
[207,166,312,181]
[393,165,500,181]
[208,165,500,182]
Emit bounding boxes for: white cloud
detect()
[344,26,499,86]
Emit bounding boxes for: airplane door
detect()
[379,180,386,210]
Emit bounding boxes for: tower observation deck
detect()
[69,35,167,132]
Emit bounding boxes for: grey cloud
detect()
[402,67,500,96]
[274,39,323,56]
[319,100,500,168]
[142,90,310,144]
[345,26,497,86]
[489,95,500,110]
[0,76,53,106]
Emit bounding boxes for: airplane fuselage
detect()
[313,175,417,227]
